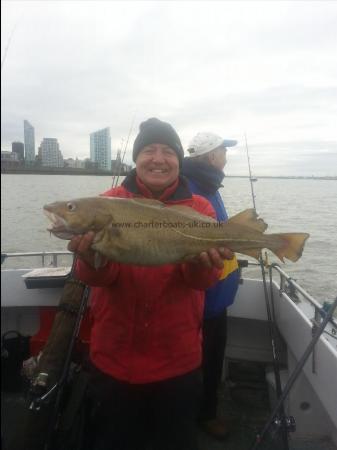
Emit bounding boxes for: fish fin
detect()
[168,205,217,222]
[271,233,310,262]
[228,209,268,232]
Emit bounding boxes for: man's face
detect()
[136,143,179,193]
[209,146,227,171]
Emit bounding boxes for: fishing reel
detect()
[29,372,58,411]
[272,415,296,433]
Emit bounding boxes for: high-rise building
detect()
[90,127,111,171]
[12,142,24,161]
[39,138,64,167]
[23,120,35,162]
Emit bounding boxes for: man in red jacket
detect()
[68,118,233,450]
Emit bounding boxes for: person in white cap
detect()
[182,132,240,440]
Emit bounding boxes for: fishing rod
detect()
[111,139,124,188]
[9,257,90,450]
[244,133,257,212]
[244,134,290,450]
[250,294,337,450]
[44,265,90,450]
[244,137,337,449]
[113,113,136,188]
[1,19,20,71]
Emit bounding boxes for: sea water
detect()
[1,174,336,303]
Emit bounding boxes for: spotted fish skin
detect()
[44,197,309,265]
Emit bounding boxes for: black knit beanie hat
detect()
[133,118,184,166]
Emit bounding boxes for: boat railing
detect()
[2,251,336,331]
[1,251,73,268]
[270,263,337,331]
[238,258,337,333]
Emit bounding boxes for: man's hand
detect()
[187,247,234,269]
[68,231,107,268]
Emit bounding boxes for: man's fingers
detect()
[188,246,234,269]
[218,247,234,260]
[199,252,212,268]
[184,255,200,264]
[197,250,224,269]
[207,248,224,269]
[76,232,95,254]
[67,232,96,264]
[67,235,81,253]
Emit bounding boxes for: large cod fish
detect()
[44,197,309,265]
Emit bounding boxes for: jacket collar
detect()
[122,169,192,202]
[181,158,224,194]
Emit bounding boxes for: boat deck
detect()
[1,258,336,450]
[198,369,337,450]
[2,360,336,450]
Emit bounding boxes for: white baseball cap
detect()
[187,132,237,157]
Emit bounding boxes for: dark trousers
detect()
[200,309,227,421]
[83,363,202,450]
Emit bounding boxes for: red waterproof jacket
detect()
[75,172,221,383]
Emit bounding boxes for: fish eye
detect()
[67,202,76,212]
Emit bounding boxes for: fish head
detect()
[43,197,113,240]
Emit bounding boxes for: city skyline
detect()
[2,2,337,176]
[5,120,124,163]
[2,120,124,167]
[3,115,337,176]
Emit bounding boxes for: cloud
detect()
[1,1,337,175]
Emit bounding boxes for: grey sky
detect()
[1,0,337,176]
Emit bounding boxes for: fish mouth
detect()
[43,209,76,240]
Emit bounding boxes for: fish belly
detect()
[93,226,192,265]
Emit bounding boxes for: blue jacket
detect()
[182,158,239,319]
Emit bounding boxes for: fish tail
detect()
[271,233,310,262]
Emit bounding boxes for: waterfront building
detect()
[12,142,24,161]
[1,151,20,169]
[23,120,35,163]
[90,127,111,171]
[84,158,99,170]
[111,159,132,174]
[1,151,19,161]
[64,157,85,169]
[39,138,64,167]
